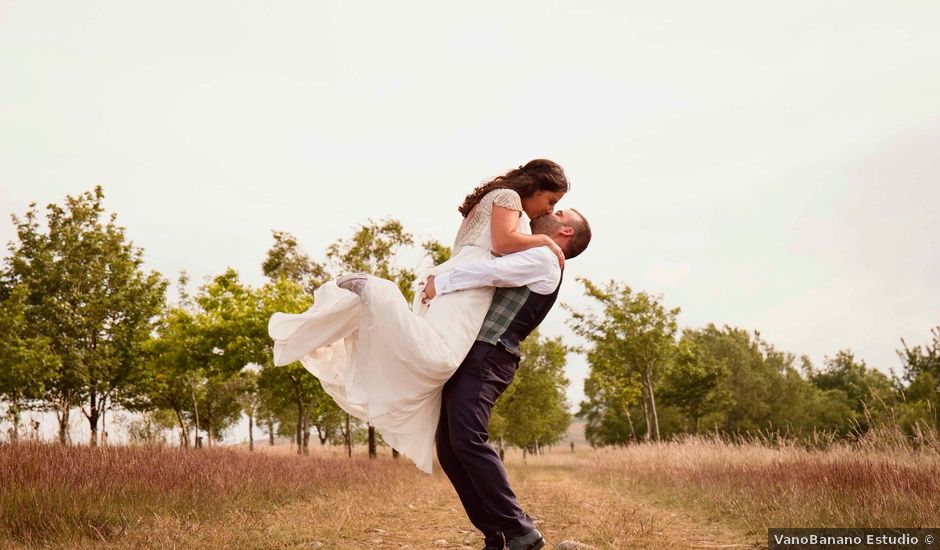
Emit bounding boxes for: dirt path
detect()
[75,451,763,550]
[508,460,763,550]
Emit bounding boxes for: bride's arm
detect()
[491,205,565,267]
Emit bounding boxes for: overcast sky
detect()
[2,1,938,443]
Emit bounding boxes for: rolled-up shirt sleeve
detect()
[434,247,560,296]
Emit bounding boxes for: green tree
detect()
[256,382,288,446]
[325,218,418,457]
[262,230,328,294]
[422,239,452,266]
[258,221,447,457]
[133,303,203,447]
[682,325,777,434]
[257,362,325,454]
[192,269,270,446]
[898,327,940,383]
[807,349,896,434]
[491,331,571,457]
[782,370,856,437]
[658,332,733,433]
[308,390,348,446]
[236,367,262,451]
[566,279,679,442]
[256,276,335,455]
[896,328,940,431]
[124,408,177,445]
[261,232,351,454]
[665,325,852,438]
[578,378,638,446]
[5,186,167,445]
[197,374,245,445]
[326,218,417,301]
[139,268,272,448]
[0,283,58,439]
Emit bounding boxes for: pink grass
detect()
[0,441,415,545]
[583,430,940,531]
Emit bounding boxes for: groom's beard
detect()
[530,215,561,236]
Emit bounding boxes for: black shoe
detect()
[507,529,545,550]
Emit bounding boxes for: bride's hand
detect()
[421,275,437,305]
[542,235,565,269]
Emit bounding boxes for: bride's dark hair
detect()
[458,159,569,218]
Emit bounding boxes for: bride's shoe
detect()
[337,273,369,295]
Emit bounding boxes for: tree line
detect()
[0,187,571,454]
[568,279,940,446]
[3,187,936,454]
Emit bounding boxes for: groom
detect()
[423,208,592,550]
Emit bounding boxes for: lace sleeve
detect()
[453,188,525,251]
[489,188,523,212]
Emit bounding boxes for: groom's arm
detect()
[429,247,560,298]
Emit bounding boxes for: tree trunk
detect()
[640,390,651,442]
[302,406,311,455]
[625,408,638,442]
[174,407,190,448]
[345,414,352,458]
[85,393,101,447]
[293,377,305,455]
[316,424,328,445]
[190,380,201,448]
[368,425,377,459]
[248,412,254,451]
[644,367,661,442]
[6,403,20,441]
[56,395,71,446]
[295,406,304,455]
[205,402,213,448]
[100,396,108,446]
[267,418,275,446]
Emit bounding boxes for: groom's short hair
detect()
[565,209,591,259]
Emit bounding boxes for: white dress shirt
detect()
[433,246,561,296]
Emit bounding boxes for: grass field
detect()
[2,432,938,549]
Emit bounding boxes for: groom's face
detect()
[530,209,578,237]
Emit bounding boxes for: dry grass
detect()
[581,429,940,534]
[0,441,422,548]
[2,430,937,549]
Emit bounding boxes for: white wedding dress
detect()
[268,189,528,473]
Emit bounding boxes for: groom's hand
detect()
[421,275,437,304]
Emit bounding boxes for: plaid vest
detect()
[475,271,563,356]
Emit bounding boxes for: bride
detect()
[268,159,569,473]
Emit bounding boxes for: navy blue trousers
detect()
[436,341,535,542]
